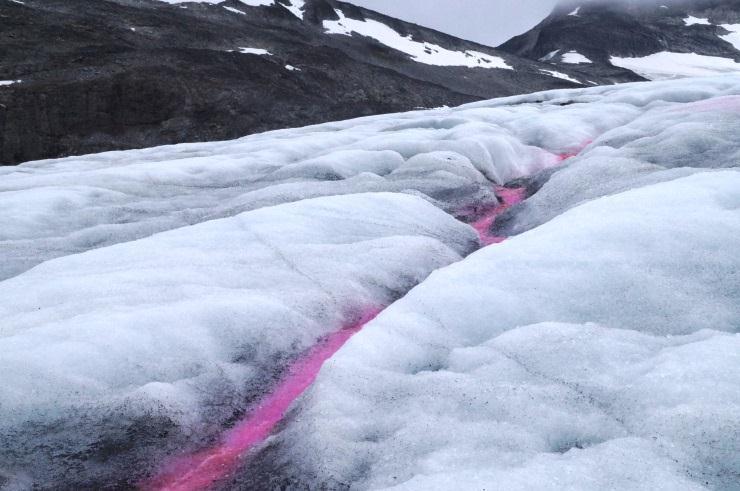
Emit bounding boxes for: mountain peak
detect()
[500,0,740,82]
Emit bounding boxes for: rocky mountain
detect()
[500,0,740,83]
[0,0,602,165]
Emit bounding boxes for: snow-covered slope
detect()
[500,0,740,82]
[1,76,739,489]
[0,0,595,165]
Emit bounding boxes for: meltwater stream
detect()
[142,149,582,491]
[142,309,382,491]
[141,189,527,491]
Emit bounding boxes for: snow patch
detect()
[232,47,272,55]
[539,49,560,62]
[611,52,740,80]
[223,5,246,15]
[323,9,512,70]
[568,6,581,16]
[283,0,305,19]
[684,15,711,26]
[239,0,273,5]
[719,23,740,51]
[540,69,582,84]
[159,0,270,4]
[0,80,21,86]
[157,0,224,3]
[285,64,301,71]
[561,51,592,64]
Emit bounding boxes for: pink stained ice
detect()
[468,147,587,246]
[141,308,382,491]
[667,95,740,113]
[143,143,592,490]
[470,186,527,246]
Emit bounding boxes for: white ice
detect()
[499,92,740,234]
[282,171,740,490]
[0,192,477,484]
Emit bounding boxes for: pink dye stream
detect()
[142,308,381,491]
[469,148,584,245]
[143,146,587,491]
[470,186,527,245]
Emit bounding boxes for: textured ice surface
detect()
[2,76,740,489]
[0,193,476,486]
[277,172,740,490]
[496,93,740,235]
[0,88,623,281]
[6,77,740,282]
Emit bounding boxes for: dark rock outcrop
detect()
[0,0,599,165]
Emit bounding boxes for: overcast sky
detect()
[346,0,561,46]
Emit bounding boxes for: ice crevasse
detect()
[0,76,739,489]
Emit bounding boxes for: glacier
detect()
[1,76,739,489]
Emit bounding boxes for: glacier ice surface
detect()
[1,75,739,489]
[276,171,740,490]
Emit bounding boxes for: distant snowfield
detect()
[156,0,304,16]
[680,16,740,51]
[155,0,512,69]
[323,9,513,69]
[540,68,582,84]
[683,15,711,26]
[233,46,271,55]
[720,23,740,50]
[158,0,270,4]
[239,0,273,5]
[561,50,591,64]
[1,76,739,489]
[611,51,740,80]
[283,0,304,19]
